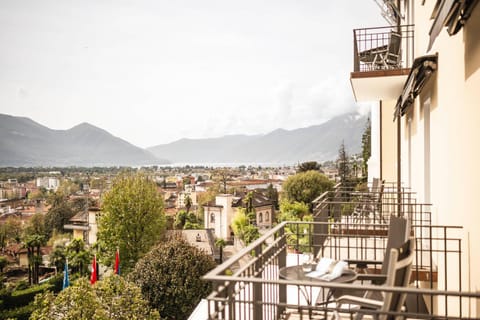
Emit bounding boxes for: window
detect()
[210,212,215,223]
[258,212,263,223]
[265,212,269,222]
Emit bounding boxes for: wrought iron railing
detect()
[202,184,479,319]
[353,24,414,72]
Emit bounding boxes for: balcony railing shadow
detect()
[202,183,478,319]
[353,25,414,72]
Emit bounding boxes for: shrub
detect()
[129,237,217,320]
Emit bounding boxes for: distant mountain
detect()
[148,112,368,165]
[0,114,167,167]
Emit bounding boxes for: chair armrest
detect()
[335,294,383,309]
[356,273,387,285]
[344,259,382,269]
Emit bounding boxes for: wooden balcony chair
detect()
[373,31,402,70]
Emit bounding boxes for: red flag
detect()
[114,249,120,275]
[90,255,97,285]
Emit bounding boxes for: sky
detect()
[0,0,385,148]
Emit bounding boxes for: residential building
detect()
[203,190,275,240]
[64,207,100,245]
[200,2,480,319]
[350,0,480,315]
[36,177,60,191]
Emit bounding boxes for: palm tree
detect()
[215,238,226,264]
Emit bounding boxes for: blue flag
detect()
[63,260,69,290]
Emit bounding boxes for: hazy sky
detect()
[0,0,384,148]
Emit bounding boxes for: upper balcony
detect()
[351,25,414,102]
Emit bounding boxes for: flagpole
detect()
[63,258,69,290]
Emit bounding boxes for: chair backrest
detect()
[386,31,402,65]
[380,216,409,275]
[313,202,329,258]
[379,237,415,320]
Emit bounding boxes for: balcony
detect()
[350,25,414,102]
[202,183,479,319]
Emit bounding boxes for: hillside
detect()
[148,112,368,164]
[0,114,167,167]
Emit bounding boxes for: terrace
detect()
[202,183,480,319]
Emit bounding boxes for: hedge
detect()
[3,282,53,308]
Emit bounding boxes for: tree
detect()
[66,238,92,276]
[97,173,166,274]
[231,208,260,245]
[266,183,279,210]
[184,194,192,213]
[212,169,231,193]
[0,216,22,250]
[44,193,74,237]
[30,276,159,320]
[282,171,334,212]
[129,237,216,320]
[361,117,371,179]
[297,161,321,173]
[215,238,226,263]
[277,199,310,222]
[337,141,350,185]
[22,213,47,285]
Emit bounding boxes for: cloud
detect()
[272,81,294,127]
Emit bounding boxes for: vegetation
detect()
[174,210,201,229]
[0,217,22,251]
[361,117,371,179]
[44,193,75,238]
[297,161,321,173]
[231,208,260,245]
[282,171,333,212]
[30,276,159,320]
[277,200,313,252]
[97,173,166,274]
[129,237,216,320]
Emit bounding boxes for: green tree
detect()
[215,238,226,263]
[184,194,192,213]
[174,210,189,229]
[282,171,333,212]
[277,200,313,252]
[231,208,260,245]
[97,173,166,274]
[0,216,22,250]
[30,276,159,320]
[297,161,321,173]
[129,237,216,320]
[0,256,7,272]
[66,238,92,276]
[361,117,371,178]
[337,141,350,185]
[277,199,310,222]
[266,183,279,210]
[44,193,74,237]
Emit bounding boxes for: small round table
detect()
[279,265,357,306]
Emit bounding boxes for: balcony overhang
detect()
[350,68,410,102]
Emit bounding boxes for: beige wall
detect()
[380,100,398,183]
[402,1,480,315]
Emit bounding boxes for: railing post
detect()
[353,29,359,72]
[278,227,287,317]
[253,245,263,319]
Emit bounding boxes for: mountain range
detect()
[0,112,368,167]
[147,113,368,165]
[0,114,163,167]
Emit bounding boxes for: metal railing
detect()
[202,184,479,319]
[353,24,414,72]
